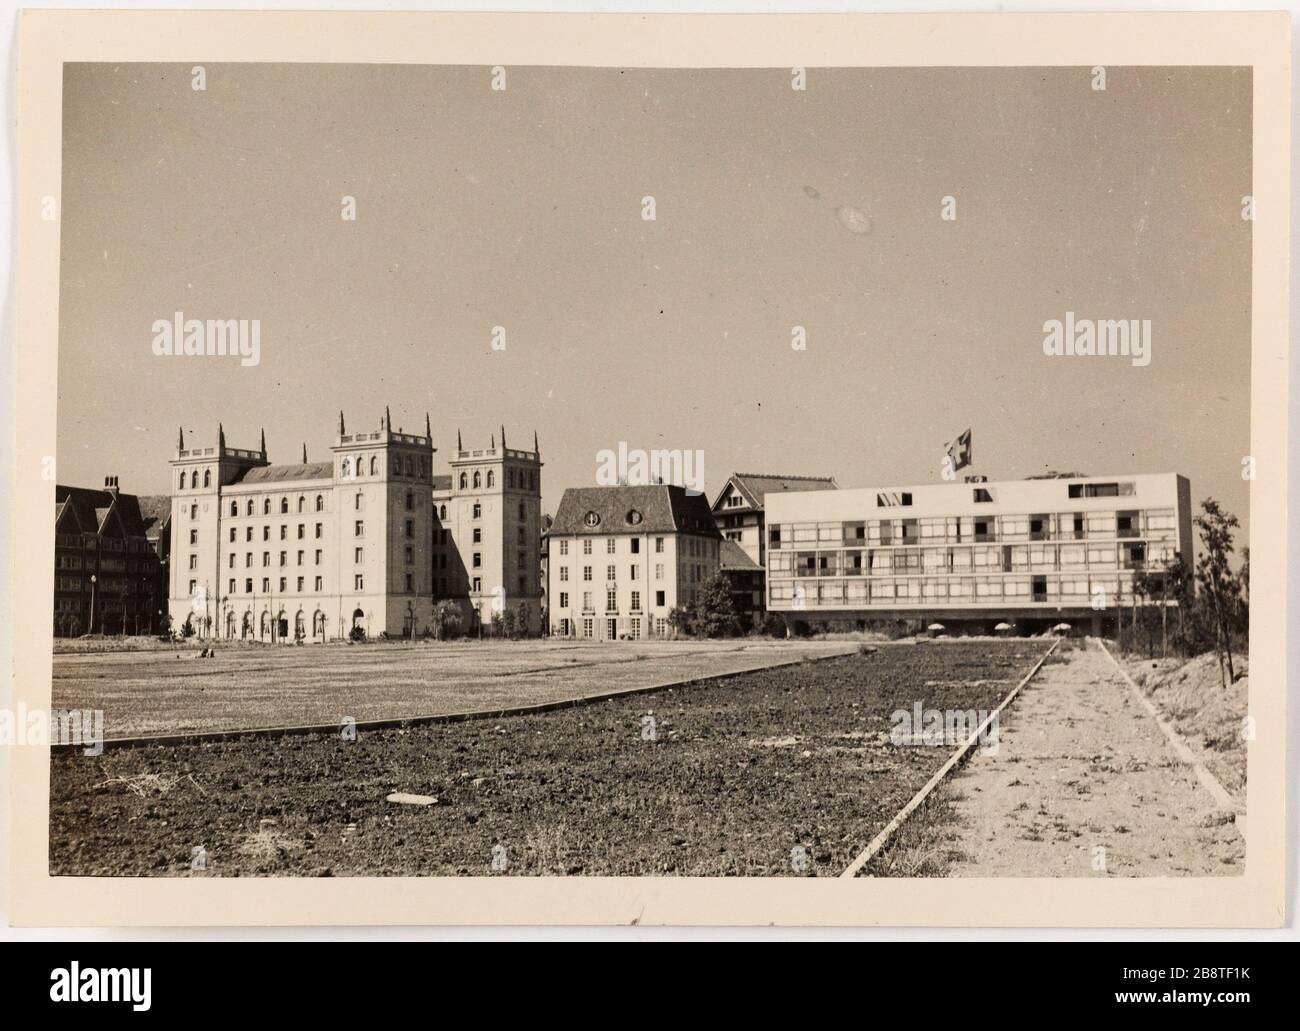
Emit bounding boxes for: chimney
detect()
[104,475,120,497]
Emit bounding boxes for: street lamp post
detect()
[88,575,97,637]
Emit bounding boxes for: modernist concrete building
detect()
[711,472,837,566]
[431,429,543,634]
[53,478,170,636]
[546,484,721,640]
[764,473,1192,634]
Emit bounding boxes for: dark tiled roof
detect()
[54,485,150,538]
[236,462,334,485]
[722,472,838,510]
[551,485,720,537]
[719,538,762,571]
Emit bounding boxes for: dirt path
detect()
[944,640,1244,877]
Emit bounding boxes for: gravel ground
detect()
[938,640,1244,877]
[52,638,856,737]
[49,640,1048,877]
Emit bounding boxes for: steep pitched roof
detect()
[719,538,762,571]
[723,473,838,510]
[551,485,720,537]
[235,462,334,485]
[54,485,150,538]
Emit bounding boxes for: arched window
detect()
[246,500,254,516]
[487,471,495,488]
[190,471,198,489]
[203,469,212,488]
[280,498,289,514]
[342,458,352,478]
[297,496,305,513]
[313,610,325,637]
[473,471,481,489]
[230,501,237,517]
[439,504,447,520]
[315,495,324,512]
[263,498,270,515]
[459,473,467,490]
[178,472,186,490]
[508,469,515,489]
[370,456,379,476]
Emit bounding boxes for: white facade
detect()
[764,473,1192,623]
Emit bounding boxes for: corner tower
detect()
[447,427,543,632]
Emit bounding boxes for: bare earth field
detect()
[49,640,1049,876]
[53,638,857,738]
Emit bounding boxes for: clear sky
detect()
[58,63,1251,538]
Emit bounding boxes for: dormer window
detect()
[584,511,601,527]
[626,509,643,525]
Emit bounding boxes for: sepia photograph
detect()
[5,9,1291,935]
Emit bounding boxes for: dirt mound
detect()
[1127,652,1248,799]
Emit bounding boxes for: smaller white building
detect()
[764,472,1193,632]
[546,485,721,640]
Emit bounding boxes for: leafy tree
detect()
[508,601,530,639]
[432,600,462,641]
[489,610,505,638]
[693,572,742,638]
[666,605,695,638]
[1194,498,1242,687]
[180,614,195,639]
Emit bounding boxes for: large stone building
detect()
[167,413,541,641]
[545,484,721,640]
[54,477,170,636]
[764,472,1192,634]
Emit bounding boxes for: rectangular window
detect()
[606,564,616,581]
[630,566,639,581]
[280,526,287,540]
[297,524,305,540]
[405,573,414,592]
[279,578,286,592]
[473,528,481,544]
[189,529,198,545]
[229,527,236,543]
[582,591,592,610]
[189,554,198,570]
[355,520,364,537]
[296,577,304,592]
[315,549,322,564]
[606,590,617,611]
[405,519,414,538]
[606,539,616,554]
[559,540,569,556]
[228,553,235,569]
[631,591,641,611]
[559,567,569,582]
[279,551,287,567]
[473,552,481,568]
[315,523,323,539]
[405,547,413,564]
[354,574,363,591]
[583,566,592,581]
[228,578,236,594]
[630,538,640,554]
[559,591,569,608]
[355,547,364,563]
[297,550,304,565]
[655,537,664,553]
[583,618,593,639]
[583,539,592,555]
[263,526,269,541]
[656,590,666,607]
[472,576,482,593]
[315,576,323,591]
[262,578,269,593]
